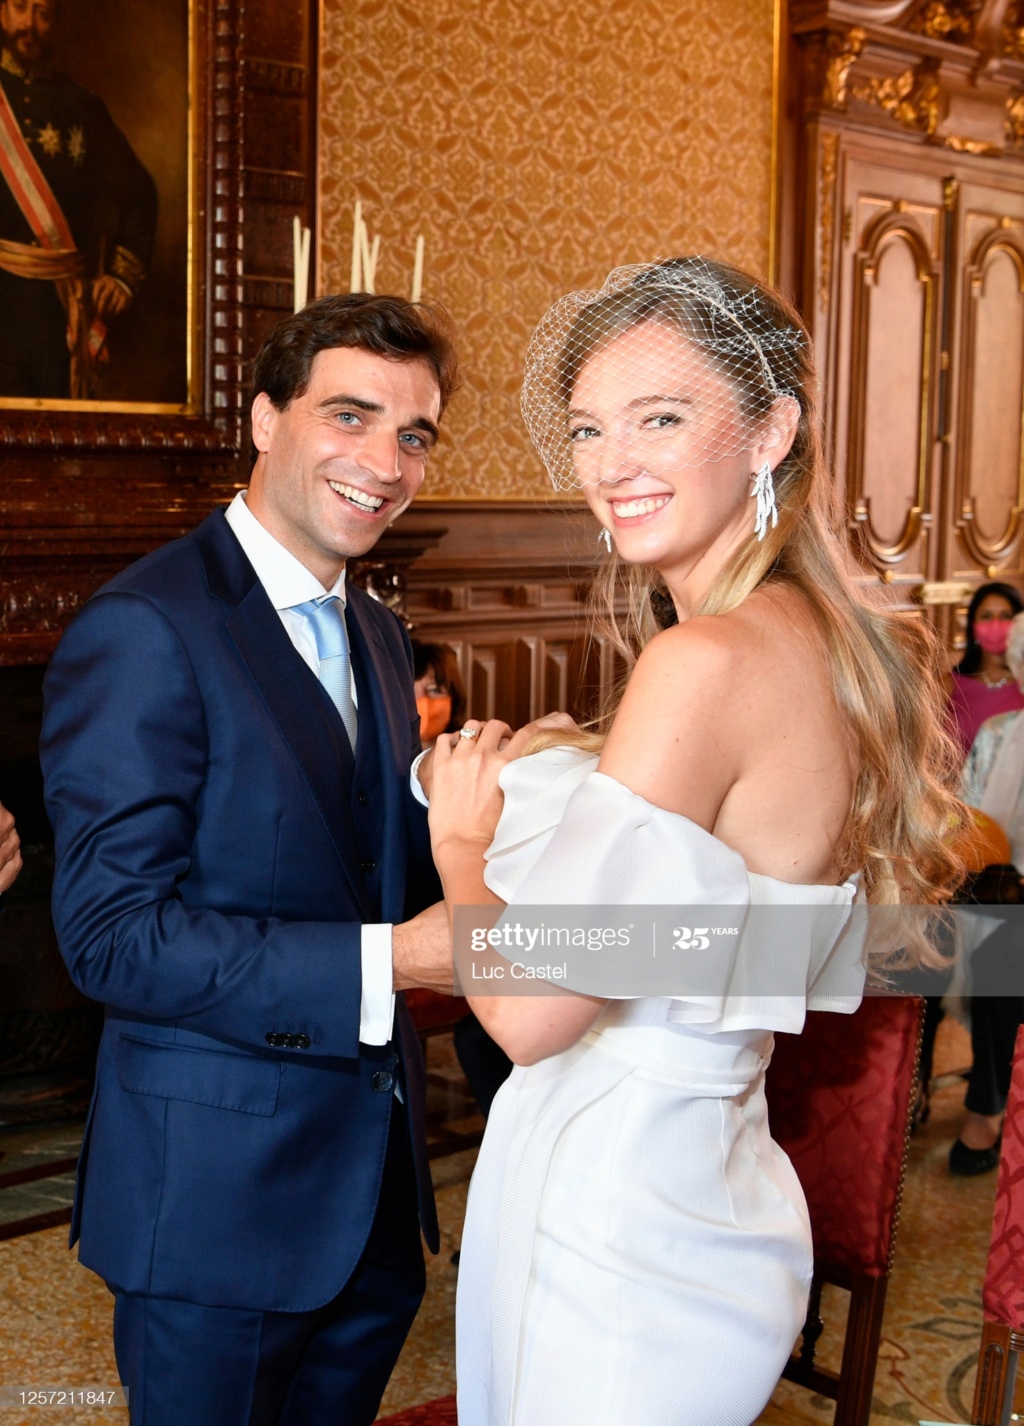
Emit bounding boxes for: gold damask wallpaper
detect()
[319,1,776,500]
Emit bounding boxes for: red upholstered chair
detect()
[375,1396,458,1425]
[404,989,469,1049]
[404,991,482,1159]
[972,1024,1024,1426]
[765,994,924,1426]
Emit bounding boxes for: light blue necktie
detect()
[295,596,358,751]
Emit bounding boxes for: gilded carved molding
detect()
[819,132,841,310]
[823,27,867,105]
[851,63,942,133]
[795,0,1024,156]
[909,1,981,42]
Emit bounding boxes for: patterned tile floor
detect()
[0,1019,1022,1425]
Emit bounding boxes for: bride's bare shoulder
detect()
[635,585,822,688]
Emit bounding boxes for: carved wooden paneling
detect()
[849,205,941,576]
[783,2,1024,623]
[952,193,1024,574]
[403,504,621,728]
[824,148,945,586]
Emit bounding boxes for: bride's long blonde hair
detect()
[526,258,964,925]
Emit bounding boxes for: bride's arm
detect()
[429,721,606,1066]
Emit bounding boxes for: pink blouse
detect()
[947,670,1024,760]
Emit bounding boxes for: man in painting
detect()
[0,0,157,399]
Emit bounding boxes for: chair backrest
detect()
[765,994,924,1277]
[982,1025,1024,1329]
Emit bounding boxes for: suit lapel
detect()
[192,511,373,919]
[346,588,413,923]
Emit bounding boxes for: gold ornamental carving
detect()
[851,64,941,135]
[821,28,867,108]
[1007,91,1024,143]
[819,132,840,312]
[909,0,981,42]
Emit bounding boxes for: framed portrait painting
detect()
[0,0,243,451]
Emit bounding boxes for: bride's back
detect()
[599,582,854,886]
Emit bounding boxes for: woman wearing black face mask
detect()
[948,581,1024,760]
[412,641,467,748]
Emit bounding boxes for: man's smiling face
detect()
[247,345,441,587]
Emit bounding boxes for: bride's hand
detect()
[428,718,515,856]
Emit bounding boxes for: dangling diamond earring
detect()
[751,460,778,542]
[598,527,613,554]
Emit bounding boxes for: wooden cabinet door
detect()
[946,176,1024,583]
[828,143,947,594]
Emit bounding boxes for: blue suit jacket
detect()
[40,509,440,1313]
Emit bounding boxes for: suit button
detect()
[357,791,368,806]
[294,1033,311,1050]
[371,1070,394,1093]
[361,858,377,873]
[266,1032,283,1047]
[281,1033,297,1049]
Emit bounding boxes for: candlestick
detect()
[358,219,380,295]
[292,217,311,314]
[411,234,424,303]
[350,200,362,292]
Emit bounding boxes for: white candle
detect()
[293,217,311,313]
[359,219,379,295]
[350,200,362,292]
[411,234,424,303]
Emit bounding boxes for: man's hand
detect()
[91,274,132,320]
[0,802,22,895]
[393,901,453,994]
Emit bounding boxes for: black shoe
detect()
[949,1135,1002,1176]
[911,1087,930,1133]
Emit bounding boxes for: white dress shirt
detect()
[225,490,395,1045]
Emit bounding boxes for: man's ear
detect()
[250,392,277,455]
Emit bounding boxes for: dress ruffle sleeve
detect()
[483,750,864,1034]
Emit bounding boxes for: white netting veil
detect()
[521,257,807,496]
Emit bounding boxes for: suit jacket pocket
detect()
[115,1035,281,1116]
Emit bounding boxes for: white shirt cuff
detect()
[410,749,430,807]
[360,923,396,1045]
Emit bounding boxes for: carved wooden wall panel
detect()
[402,504,623,729]
[844,173,943,583]
[782,2,1024,624]
[951,186,1024,574]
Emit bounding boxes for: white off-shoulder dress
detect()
[455,747,866,1426]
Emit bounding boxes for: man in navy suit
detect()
[40,294,459,1425]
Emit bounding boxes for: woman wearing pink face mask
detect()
[948,582,1024,760]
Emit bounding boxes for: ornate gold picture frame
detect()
[0,0,244,454]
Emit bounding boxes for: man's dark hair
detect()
[249,292,461,418]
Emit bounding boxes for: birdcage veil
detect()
[520,258,807,499]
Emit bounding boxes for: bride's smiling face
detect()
[568,320,757,590]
